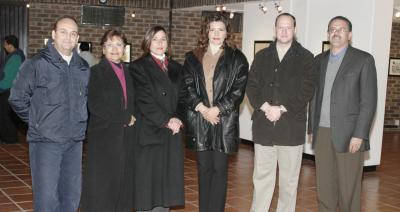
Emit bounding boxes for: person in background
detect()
[80,29,135,212]
[8,16,90,212]
[130,25,184,212]
[0,35,25,144]
[79,41,99,67]
[182,13,249,212]
[309,16,377,212]
[246,13,317,212]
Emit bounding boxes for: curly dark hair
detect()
[196,12,234,53]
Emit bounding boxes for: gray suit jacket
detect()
[309,46,377,152]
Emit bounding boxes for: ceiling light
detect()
[222,5,227,11]
[259,4,268,14]
[396,11,400,18]
[229,12,235,19]
[215,5,221,12]
[274,1,283,13]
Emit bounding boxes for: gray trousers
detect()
[315,127,364,212]
[136,207,169,212]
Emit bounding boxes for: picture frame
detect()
[122,44,131,63]
[322,41,330,52]
[77,41,92,54]
[254,40,272,56]
[388,58,400,76]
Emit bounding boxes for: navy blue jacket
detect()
[9,40,90,143]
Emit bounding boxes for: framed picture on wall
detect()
[77,42,92,54]
[322,41,330,52]
[122,44,131,63]
[389,58,400,76]
[254,40,272,56]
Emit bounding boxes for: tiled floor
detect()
[0,132,399,212]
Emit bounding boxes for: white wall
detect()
[240,0,393,166]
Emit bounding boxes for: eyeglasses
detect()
[276,26,294,31]
[104,43,124,49]
[328,28,349,34]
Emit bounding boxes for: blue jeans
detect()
[29,141,82,212]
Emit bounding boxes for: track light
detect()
[274,1,283,13]
[215,5,227,12]
[259,3,268,14]
[131,12,136,18]
[229,12,235,19]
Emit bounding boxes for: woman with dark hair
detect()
[130,25,184,212]
[80,29,135,212]
[183,13,249,212]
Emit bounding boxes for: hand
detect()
[128,115,136,126]
[204,107,220,125]
[167,117,182,135]
[349,137,363,153]
[265,106,282,122]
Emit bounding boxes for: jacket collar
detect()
[41,38,87,69]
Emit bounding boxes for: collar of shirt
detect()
[329,46,348,61]
[151,54,169,70]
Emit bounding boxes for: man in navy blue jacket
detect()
[9,16,89,212]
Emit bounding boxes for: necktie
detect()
[160,59,168,72]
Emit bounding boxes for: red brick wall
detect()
[27,3,203,63]
[386,22,400,126]
[27,3,242,64]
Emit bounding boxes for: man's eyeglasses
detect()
[328,28,349,34]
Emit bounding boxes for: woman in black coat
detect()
[130,26,184,212]
[81,29,135,212]
[183,13,249,212]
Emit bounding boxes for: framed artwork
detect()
[122,44,131,63]
[254,40,272,55]
[77,42,92,54]
[322,41,330,52]
[389,58,400,76]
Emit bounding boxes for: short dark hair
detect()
[141,25,168,56]
[4,35,18,49]
[100,29,127,47]
[79,42,90,51]
[328,16,352,32]
[52,15,78,31]
[275,13,296,28]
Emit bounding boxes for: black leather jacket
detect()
[183,46,249,153]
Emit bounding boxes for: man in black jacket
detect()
[246,13,318,212]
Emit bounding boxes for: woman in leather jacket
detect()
[182,13,249,212]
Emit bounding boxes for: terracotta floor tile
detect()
[16,201,33,210]
[2,187,31,195]
[0,203,20,211]
[0,131,399,211]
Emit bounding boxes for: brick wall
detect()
[28,3,202,63]
[386,22,400,126]
[27,3,243,64]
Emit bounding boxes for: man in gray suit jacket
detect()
[309,16,377,212]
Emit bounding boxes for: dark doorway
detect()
[0,1,28,67]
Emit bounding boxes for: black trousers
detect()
[0,90,18,143]
[196,150,229,212]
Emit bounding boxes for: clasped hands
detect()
[260,102,286,122]
[167,117,183,135]
[196,103,220,125]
